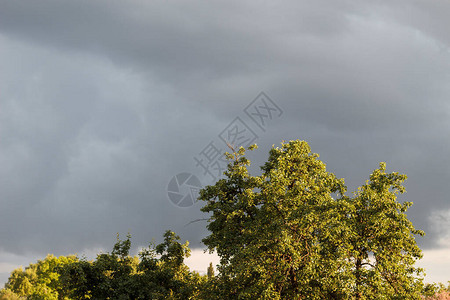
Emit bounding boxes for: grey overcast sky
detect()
[1,0,450,284]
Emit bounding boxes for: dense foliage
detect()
[200,141,426,299]
[0,254,77,299]
[1,231,202,300]
[1,140,447,299]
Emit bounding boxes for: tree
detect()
[200,141,351,299]
[1,254,78,300]
[0,288,24,300]
[199,140,425,299]
[422,282,450,299]
[139,230,196,299]
[207,262,214,279]
[58,231,198,300]
[347,163,425,299]
[60,234,142,299]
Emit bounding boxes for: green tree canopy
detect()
[58,231,200,300]
[1,254,78,300]
[200,140,425,299]
[348,162,425,299]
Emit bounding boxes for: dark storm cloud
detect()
[0,0,361,112]
[0,0,449,268]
